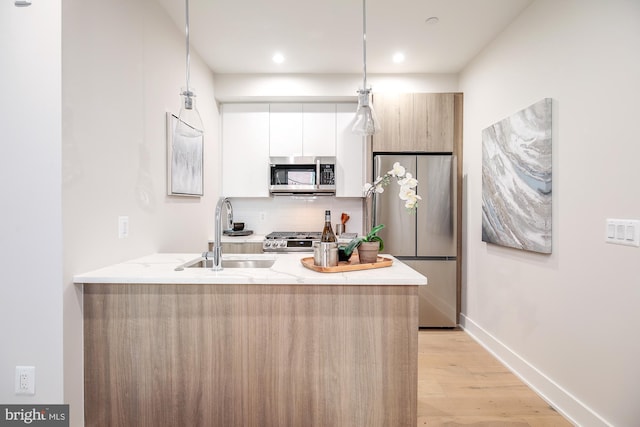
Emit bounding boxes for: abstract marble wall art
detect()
[482,98,552,254]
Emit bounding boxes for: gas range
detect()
[263,231,321,253]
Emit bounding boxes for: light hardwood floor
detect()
[417,329,574,426]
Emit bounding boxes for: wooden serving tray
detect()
[301,255,393,273]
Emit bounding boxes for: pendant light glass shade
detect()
[176,88,203,138]
[352,88,380,135]
[174,0,203,139]
[352,0,379,136]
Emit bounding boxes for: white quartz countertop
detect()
[73,253,427,286]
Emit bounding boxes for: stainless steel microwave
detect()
[269,156,336,195]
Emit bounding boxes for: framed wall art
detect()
[166,112,204,197]
[481,98,552,254]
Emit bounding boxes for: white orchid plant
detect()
[363,162,421,211]
[340,162,420,257]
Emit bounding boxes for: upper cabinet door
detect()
[373,93,401,151]
[335,103,364,198]
[222,103,270,197]
[269,103,303,157]
[269,103,337,157]
[424,93,455,152]
[372,93,455,153]
[303,103,336,157]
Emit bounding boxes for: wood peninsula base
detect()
[84,283,418,427]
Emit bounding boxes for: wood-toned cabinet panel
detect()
[402,93,427,149]
[221,242,264,254]
[84,284,418,427]
[425,93,455,152]
[372,93,455,153]
[372,93,400,151]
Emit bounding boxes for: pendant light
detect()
[352,0,380,136]
[174,0,204,139]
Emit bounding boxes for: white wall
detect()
[62,0,218,424]
[459,1,640,426]
[0,0,63,405]
[214,73,459,102]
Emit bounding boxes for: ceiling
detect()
[156,0,533,75]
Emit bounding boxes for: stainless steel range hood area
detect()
[269,156,336,196]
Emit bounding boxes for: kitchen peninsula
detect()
[75,253,427,427]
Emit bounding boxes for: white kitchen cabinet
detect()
[335,103,365,198]
[302,104,336,157]
[269,103,336,157]
[269,103,303,157]
[221,103,270,197]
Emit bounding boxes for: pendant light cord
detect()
[362,0,368,91]
[185,0,191,95]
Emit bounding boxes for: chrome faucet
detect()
[211,196,233,271]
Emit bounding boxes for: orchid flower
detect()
[398,172,418,189]
[363,162,419,212]
[388,162,406,178]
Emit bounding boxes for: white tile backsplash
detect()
[228,197,363,236]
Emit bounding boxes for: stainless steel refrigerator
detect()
[373,154,457,327]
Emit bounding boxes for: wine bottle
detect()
[321,210,337,242]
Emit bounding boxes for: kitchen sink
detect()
[175,256,276,270]
[220,258,275,268]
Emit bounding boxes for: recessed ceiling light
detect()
[425,16,439,25]
[392,52,405,64]
[272,53,285,64]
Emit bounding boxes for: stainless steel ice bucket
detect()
[313,242,338,267]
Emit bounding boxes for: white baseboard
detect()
[459,314,611,427]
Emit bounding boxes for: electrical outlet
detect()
[259,211,267,222]
[15,366,35,395]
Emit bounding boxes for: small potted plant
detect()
[339,224,385,263]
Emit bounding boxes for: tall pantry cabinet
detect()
[371,92,463,324]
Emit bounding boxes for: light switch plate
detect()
[118,216,129,239]
[605,219,640,247]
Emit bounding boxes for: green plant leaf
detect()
[366,224,385,239]
[369,235,384,252]
[362,224,385,251]
[342,237,363,257]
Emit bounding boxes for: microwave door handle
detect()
[316,159,320,189]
